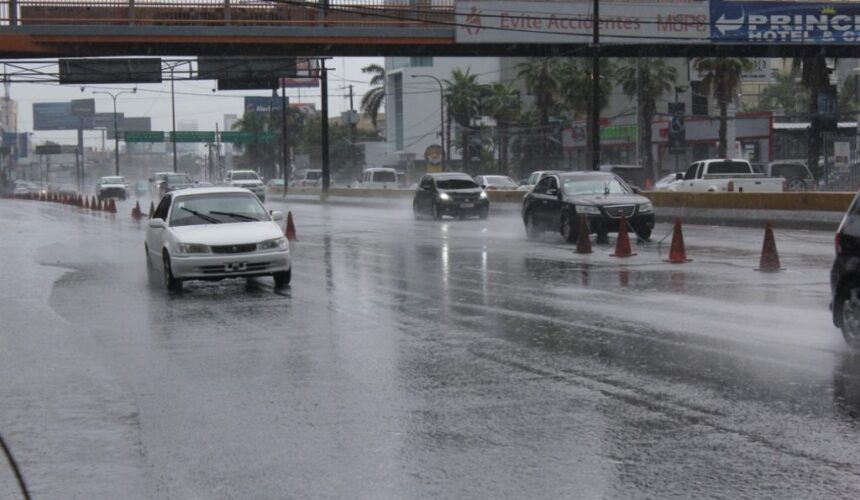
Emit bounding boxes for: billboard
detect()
[710,0,860,43]
[33,102,93,130]
[456,0,710,44]
[244,96,286,115]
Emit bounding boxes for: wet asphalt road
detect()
[1,196,860,499]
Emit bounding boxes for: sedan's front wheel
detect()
[273,269,292,287]
[432,202,443,220]
[162,253,183,292]
[524,211,540,240]
[560,214,578,243]
[841,287,860,348]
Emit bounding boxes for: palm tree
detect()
[231,111,275,177]
[483,82,521,175]
[360,64,385,131]
[794,55,831,178]
[556,58,615,169]
[444,68,483,166]
[517,58,560,161]
[694,57,754,158]
[616,58,677,181]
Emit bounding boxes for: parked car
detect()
[222,170,266,202]
[149,172,173,198]
[293,169,322,187]
[831,190,860,348]
[669,159,785,193]
[360,167,400,189]
[762,161,816,192]
[151,173,196,199]
[475,175,518,191]
[145,187,291,291]
[517,170,565,192]
[599,164,648,189]
[522,171,655,242]
[267,178,286,193]
[654,172,684,191]
[413,173,489,220]
[96,176,129,200]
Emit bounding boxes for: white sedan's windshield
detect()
[101,177,125,184]
[563,177,630,196]
[169,193,269,226]
[232,172,260,181]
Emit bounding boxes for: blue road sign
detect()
[711,0,860,43]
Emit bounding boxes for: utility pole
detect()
[347,84,356,180]
[321,61,330,192]
[591,0,601,171]
[282,76,289,197]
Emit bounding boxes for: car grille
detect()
[211,243,257,254]
[198,262,270,274]
[604,205,636,219]
[449,193,478,203]
[100,187,125,196]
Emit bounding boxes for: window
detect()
[684,164,699,181]
[436,178,478,190]
[169,193,268,226]
[706,161,752,175]
[563,176,630,196]
[420,176,433,189]
[771,164,809,179]
[231,172,260,181]
[154,195,171,220]
[534,177,554,194]
[373,171,397,183]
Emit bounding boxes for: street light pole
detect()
[164,61,189,173]
[92,88,136,176]
[674,85,688,174]
[412,74,445,171]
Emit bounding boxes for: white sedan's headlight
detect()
[176,243,210,254]
[257,237,288,252]
[438,192,451,201]
[638,202,654,213]
[479,191,488,199]
[576,205,600,215]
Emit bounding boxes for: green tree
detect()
[517,58,561,162]
[556,58,615,169]
[360,64,385,131]
[694,57,754,158]
[616,58,677,181]
[747,68,808,119]
[839,73,859,115]
[231,111,276,177]
[510,109,544,179]
[483,82,521,175]
[444,68,483,169]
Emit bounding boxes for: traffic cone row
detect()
[285,211,298,242]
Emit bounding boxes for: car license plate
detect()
[225,262,247,272]
[460,203,475,208]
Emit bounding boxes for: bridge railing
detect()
[1,0,454,27]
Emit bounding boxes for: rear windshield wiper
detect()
[181,206,221,223]
[209,210,258,221]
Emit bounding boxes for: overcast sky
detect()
[10,57,383,147]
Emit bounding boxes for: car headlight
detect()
[638,202,654,213]
[257,237,288,252]
[479,191,488,199]
[438,192,451,201]
[176,243,210,254]
[576,205,601,215]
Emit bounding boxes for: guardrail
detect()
[283,187,858,213]
[0,0,455,27]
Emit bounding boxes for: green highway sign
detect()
[219,131,255,144]
[124,131,165,143]
[170,131,216,143]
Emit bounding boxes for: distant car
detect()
[145,187,291,291]
[522,171,655,242]
[13,181,45,196]
[293,169,322,187]
[831,191,860,348]
[152,173,196,199]
[149,172,173,198]
[599,164,648,189]
[654,173,684,191]
[475,175,518,191]
[96,176,129,200]
[222,170,266,202]
[55,184,79,198]
[763,161,816,192]
[413,172,489,220]
[361,167,399,189]
[134,181,149,197]
[517,170,565,192]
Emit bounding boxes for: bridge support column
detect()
[128,0,135,25]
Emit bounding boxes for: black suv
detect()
[831,193,860,348]
[522,172,655,242]
[413,173,489,220]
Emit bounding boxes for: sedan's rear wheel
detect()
[524,211,540,240]
[273,269,292,287]
[841,287,860,348]
[162,253,182,292]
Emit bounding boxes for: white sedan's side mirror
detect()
[271,211,285,222]
[149,219,166,229]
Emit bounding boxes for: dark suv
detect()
[413,173,489,220]
[831,192,860,348]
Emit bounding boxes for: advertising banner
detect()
[244,96,285,115]
[33,102,93,130]
[710,0,860,43]
[456,0,710,44]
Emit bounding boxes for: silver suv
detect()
[223,170,266,202]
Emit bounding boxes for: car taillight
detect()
[727,180,734,192]
[836,233,843,256]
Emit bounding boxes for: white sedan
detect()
[145,187,291,291]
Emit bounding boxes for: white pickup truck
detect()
[669,159,785,193]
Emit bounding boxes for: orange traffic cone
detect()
[610,215,637,257]
[84,196,89,209]
[664,218,692,263]
[285,211,298,242]
[132,201,142,219]
[756,221,783,272]
[575,215,592,254]
[149,201,155,219]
